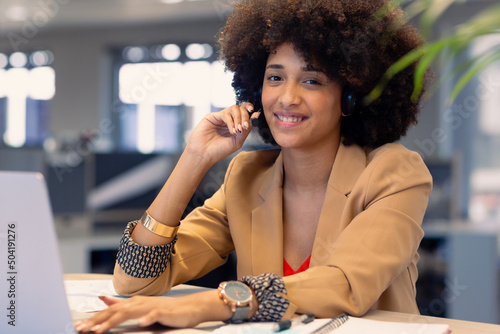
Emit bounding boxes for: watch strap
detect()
[140,211,180,238]
[229,306,251,324]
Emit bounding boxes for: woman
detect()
[77,0,432,332]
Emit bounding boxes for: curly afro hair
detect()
[218,0,427,149]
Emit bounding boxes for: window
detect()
[111,43,235,153]
[0,50,54,147]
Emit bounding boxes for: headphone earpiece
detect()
[341,89,358,117]
[250,87,263,127]
[254,87,262,105]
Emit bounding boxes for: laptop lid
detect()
[0,171,76,333]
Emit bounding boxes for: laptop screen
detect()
[0,171,75,333]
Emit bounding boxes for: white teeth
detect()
[276,114,304,122]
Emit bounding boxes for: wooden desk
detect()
[65,273,113,281]
[65,274,500,333]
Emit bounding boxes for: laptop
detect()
[0,171,77,333]
[0,171,213,333]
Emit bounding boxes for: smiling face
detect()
[261,43,343,151]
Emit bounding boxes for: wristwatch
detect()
[218,281,254,323]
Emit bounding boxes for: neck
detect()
[281,139,340,193]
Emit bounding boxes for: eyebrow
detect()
[265,64,322,72]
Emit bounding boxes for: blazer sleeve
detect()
[112,159,238,296]
[282,148,432,317]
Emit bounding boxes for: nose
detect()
[279,82,301,108]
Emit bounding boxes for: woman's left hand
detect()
[75,290,232,333]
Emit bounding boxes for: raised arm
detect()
[110,103,261,296]
[131,103,260,246]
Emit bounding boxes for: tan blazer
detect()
[114,142,432,318]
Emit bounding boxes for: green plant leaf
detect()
[411,46,441,101]
[447,45,500,103]
[366,0,500,106]
[419,0,458,39]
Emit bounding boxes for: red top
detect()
[283,255,312,276]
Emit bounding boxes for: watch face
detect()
[224,282,252,302]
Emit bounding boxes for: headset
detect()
[341,89,358,117]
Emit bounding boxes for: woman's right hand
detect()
[130,103,260,245]
[185,103,261,165]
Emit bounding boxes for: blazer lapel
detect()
[311,144,367,266]
[251,152,284,276]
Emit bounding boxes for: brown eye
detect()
[268,75,282,81]
[305,79,321,85]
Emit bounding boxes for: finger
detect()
[88,303,147,334]
[76,309,112,333]
[250,111,261,119]
[77,299,137,333]
[98,295,123,306]
[90,311,134,334]
[74,321,86,332]
[229,105,243,134]
[243,102,255,114]
[250,111,262,127]
[138,309,161,327]
[219,107,237,136]
[240,103,254,131]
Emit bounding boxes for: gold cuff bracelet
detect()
[140,211,180,238]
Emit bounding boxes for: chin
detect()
[272,137,303,149]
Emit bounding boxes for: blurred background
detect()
[0,0,499,325]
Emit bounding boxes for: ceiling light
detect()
[160,0,184,4]
[5,6,29,22]
[161,44,181,61]
[123,47,146,63]
[9,52,28,68]
[31,51,54,67]
[0,54,8,69]
[186,44,205,60]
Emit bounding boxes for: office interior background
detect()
[1,0,499,325]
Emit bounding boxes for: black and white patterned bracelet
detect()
[116,221,178,278]
[239,273,290,322]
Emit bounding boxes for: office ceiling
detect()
[0,0,234,33]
